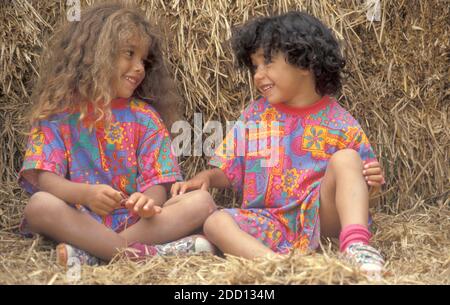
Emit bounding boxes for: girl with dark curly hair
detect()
[172,11,385,278]
[19,1,216,267]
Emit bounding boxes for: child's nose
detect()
[254,68,265,81]
[134,60,144,72]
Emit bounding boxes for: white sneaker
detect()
[344,242,385,280]
[155,235,216,256]
[56,243,100,267]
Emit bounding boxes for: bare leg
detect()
[24,190,216,261]
[319,149,369,238]
[119,190,216,244]
[24,192,127,261]
[203,210,274,259]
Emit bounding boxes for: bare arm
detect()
[170,168,231,196]
[195,168,231,189]
[36,170,92,206]
[142,184,168,207]
[35,170,122,216]
[124,184,170,218]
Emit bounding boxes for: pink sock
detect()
[339,224,371,252]
[126,242,158,261]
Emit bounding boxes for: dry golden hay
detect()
[0,198,448,284]
[0,0,449,284]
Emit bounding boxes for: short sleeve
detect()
[209,112,246,192]
[19,122,68,194]
[347,122,378,164]
[136,124,183,193]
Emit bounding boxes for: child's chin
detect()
[266,99,283,105]
[115,93,133,99]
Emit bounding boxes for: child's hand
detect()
[125,192,162,218]
[170,176,210,197]
[86,184,122,216]
[363,161,385,188]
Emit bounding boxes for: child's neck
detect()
[284,90,323,108]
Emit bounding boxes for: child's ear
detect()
[298,68,312,76]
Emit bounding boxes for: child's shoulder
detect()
[35,112,71,128]
[240,96,269,120]
[128,97,158,113]
[127,97,164,126]
[327,97,362,128]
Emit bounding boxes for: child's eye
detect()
[125,50,134,57]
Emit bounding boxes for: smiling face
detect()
[250,49,320,107]
[112,36,150,99]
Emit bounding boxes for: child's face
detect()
[113,39,149,99]
[250,49,313,106]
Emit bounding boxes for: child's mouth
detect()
[124,75,140,87]
[260,84,274,95]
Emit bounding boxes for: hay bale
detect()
[1,0,447,213]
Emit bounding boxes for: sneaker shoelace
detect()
[344,242,385,279]
[155,236,196,255]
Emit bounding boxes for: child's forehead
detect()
[250,48,265,60]
[250,48,283,62]
[253,48,264,56]
[120,34,151,53]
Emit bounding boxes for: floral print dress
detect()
[209,96,377,253]
[19,98,182,233]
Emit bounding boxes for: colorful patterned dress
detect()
[209,96,377,253]
[19,98,182,233]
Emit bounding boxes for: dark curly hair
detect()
[231,11,345,96]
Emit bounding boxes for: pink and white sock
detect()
[339,224,371,252]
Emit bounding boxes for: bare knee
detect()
[24,192,64,230]
[184,190,217,216]
[328,149,363,172]
[203,211,229,240]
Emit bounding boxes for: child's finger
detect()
[105,188,123,203]
[140,207,159,218]
[125,194,138,210]
[112,191,123,203]
[200,181,209,191]
[144,204,161,216]
[94,205,110,217]
[367,180,382,187]
[365,174,384,182]
[125,201,135,210]
[102,194,120,209]
[363,168,381,176]
[154,206,162,213]
[363,161,380,169]
[139,203,160,218]
[127,192,142,204]
[171,183,180,197]
[133,197,147,212]
[142,200,155,211]
[180,183,189,195]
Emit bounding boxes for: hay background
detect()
[0,0,448,284]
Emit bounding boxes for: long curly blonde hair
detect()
[30,1,181,129]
